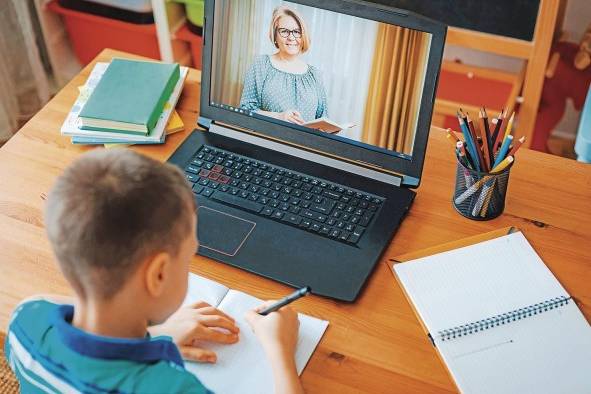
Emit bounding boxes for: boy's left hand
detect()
[149,301,240,363]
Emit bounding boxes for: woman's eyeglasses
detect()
[277,28,302,39]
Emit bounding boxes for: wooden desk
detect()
[1,49,590,393]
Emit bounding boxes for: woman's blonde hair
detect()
[268,6,310,53]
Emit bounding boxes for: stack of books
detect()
[61,58,188,146]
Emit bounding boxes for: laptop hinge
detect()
[208,121,405,188]
[198,116,213,130]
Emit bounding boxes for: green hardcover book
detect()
[79,58,180,135]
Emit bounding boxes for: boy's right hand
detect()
[245,303,305,394]
[244,301,300,359]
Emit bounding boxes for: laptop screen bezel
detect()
[199,0,446,185]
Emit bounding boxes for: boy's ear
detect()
[144,252,171,297]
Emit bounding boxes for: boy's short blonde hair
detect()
[268,6,310,53]
[44,149,196,299]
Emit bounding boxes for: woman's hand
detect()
[149,301,239,363]
[278,110,305,125]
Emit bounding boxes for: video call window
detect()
[210,0,432,158]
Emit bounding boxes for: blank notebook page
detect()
[394,232,568,332]
[394,231,591,393]
[182,273,229,307]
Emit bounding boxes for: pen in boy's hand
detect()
[258,286,311,316]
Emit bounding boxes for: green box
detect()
[172,0,204,27]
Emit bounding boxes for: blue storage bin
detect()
[575,84,591,163]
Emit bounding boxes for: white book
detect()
[60,62,188,143]
[302,117,354,134]
[393,232,591,394]
[182,273,329,394]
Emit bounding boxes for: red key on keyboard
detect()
[208,172,220,180]
[212,164,224,173]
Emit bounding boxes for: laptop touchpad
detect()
[197,206,256,257]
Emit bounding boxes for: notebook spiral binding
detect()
[437,296,572,342]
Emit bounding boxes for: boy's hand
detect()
[244,301,300,359]
[149,301,239,363]
[245,302,304,394]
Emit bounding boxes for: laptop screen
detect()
[209,0,432,160]
[202,0,445,183]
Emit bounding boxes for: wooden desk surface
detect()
[1,49,590,393]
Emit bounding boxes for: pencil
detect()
[483,108,495,162]
[446,128,460,145]
[508,136,526,157]
[491,155,514,173]
[472,180,493,216]
[490,109,504,149]
[467,114,486,171]
[478,110,492,171]
[455,175,490,204]
[493,134,513,168]
[499,112,515,149]
[457,141,471,169]
[458,114,480,172]
[457,141,474,186]
[479,179,497,217]
[446,132,459,148]
[456,141,471,169]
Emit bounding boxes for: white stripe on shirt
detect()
[8,331,81,394]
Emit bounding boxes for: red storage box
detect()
[175,23,202,70]
[48,0,160,65]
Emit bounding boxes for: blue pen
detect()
[458,116,480,172]
[493,134,514,168]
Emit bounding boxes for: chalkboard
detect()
[367,0,540,41]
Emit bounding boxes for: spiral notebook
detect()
[392,231,591,394]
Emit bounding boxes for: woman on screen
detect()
[240,6,328,125]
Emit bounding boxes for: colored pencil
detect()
[493,135,514,168]
[483,108,495,163]
[479,178,498,217]
[508,136,526,157]
[462,142,476,170]
[456,141,471,169]
[490,108,504,150]
[466,114,486,171]
[446,128,460,145]
[458,114,480,172]
[497,112,515,151]
[446,132,459,148]
[456,141,474,185]
[478,110,492,171]
[491,155,514,173]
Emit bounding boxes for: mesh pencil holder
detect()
[452,158,512,220]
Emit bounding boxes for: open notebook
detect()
[182,273,328,394]
[393,231,591,394]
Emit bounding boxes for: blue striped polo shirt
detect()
[5,300,212,393]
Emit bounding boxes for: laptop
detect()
[168,0,446,301]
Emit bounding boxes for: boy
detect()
[5,149,304,394]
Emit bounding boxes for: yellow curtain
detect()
[362,24,430,154]
[211,0,263,106]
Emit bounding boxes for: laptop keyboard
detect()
[183,145,384,245]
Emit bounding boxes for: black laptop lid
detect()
[199,0,446,186]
